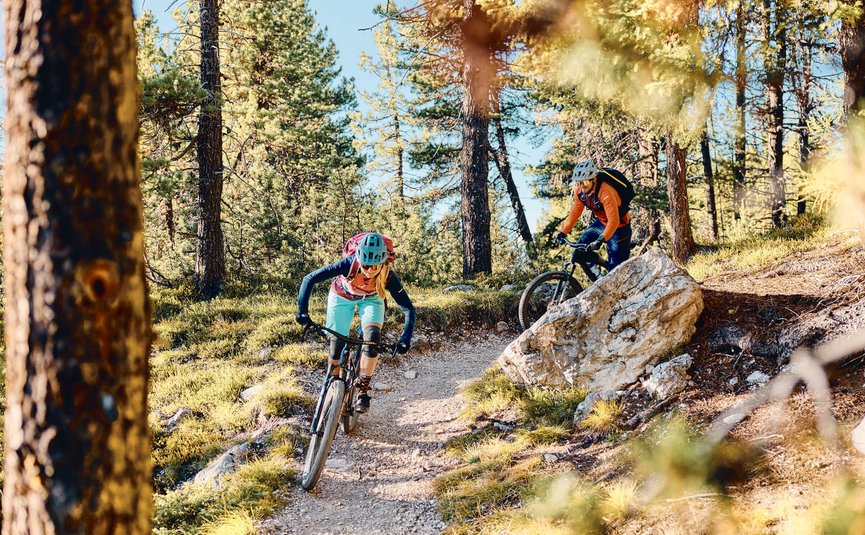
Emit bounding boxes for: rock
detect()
[165,407,193,431]
[325,457,351,472]
[239,384,264,402]
[496,321,509,333]
[709,323,753,353]
[493,422,514,432]
[573,390,620,425]
[258,347,274,360]
[643,354,694,399]
[499,284,516,292]
[412,334,431,352]
[728,377,739,386]
[193,442,252,488]
[373,382,393,392]
[443,284,477,293]
[543,453,558,462]
[746,371,770,386]
[851,415,865,454]
[499,249,704,392]
[404,370,418,380]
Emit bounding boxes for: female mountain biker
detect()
[554,160,634,271]
[295,232,415,413]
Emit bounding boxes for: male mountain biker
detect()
[554,160,634,271]
[296,232,415,414]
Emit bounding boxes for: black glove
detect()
[295,312,312,327]
[396,338,411,354]
[589,237,605,251]
[554,231,567,244]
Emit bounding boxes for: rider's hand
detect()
[395,338,411,354]
[554,231,567,244]
[589,237,605,251]
[295,312,312,327]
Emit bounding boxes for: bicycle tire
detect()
[300,380,345,491]
[518,271,583,331]
[341,382,361,434]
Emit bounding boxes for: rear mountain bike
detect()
[299,322,396,491]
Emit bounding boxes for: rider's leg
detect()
[325,290,356,375]
[355,296,385,411]
[606,223,633,271]
[578,219,605,272]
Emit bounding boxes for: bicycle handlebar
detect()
[303,321,397,354]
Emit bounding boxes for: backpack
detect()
[342,232,396,276]
[596,168,635,218]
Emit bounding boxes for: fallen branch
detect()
[623,396,678,430]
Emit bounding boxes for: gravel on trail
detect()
[261,335,511,535]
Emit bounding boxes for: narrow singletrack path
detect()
[262,335,511,535]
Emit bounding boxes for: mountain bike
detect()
[299,321,396,491]
[518,236,643,331]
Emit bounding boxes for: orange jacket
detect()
[560,181,631,241]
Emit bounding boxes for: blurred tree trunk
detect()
[764,0,787,227]
[195,0,226,298]
[490,90,533,248]
[795,15,813,216]
[700,131,719,242]
[841,0,865,116]
[733,2,748,220]
[460,0,493,276]
[665,134,695,264]
[634,128,661,245]
[2,1,152,533]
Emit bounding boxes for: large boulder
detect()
[498,248,703,392]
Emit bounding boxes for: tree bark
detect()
[665,134,695,264]
[196,0,226,298]
[490,91,533,247]
[2,1,152,533]
[733,2,748,220]
[459,0,493,276]
[700,131,719,241]
[764,0,787,227]
[841,1,865,116]
[634,128,661,244]
[796,14,813,215]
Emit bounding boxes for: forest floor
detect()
[261,336,512,534]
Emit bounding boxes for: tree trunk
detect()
[764,0,787,227]
[395,111,405,200]
[2,1,153,533]
[841,1,865,116]
[700,131,719,241]
[634,128,661,244]
[459,0,493,276]
[796,15,813,215]
[665,134,695,264]
[490,92,533,247]
[733,2,747,220]
[195,0,226,298]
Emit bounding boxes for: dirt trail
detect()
[261,335,511,535]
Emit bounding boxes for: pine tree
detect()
[3,1,152,531]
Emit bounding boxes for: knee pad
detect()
[329,337,347,361]
[362,325,381,358]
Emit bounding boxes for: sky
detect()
[132,0,550,230]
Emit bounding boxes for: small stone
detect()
[746,371,770,386]
[728,377,739,386]
[499,284,515,292]
[404,370,418,380]
[165,407,193,431]
[373,383,393,392]
[543,454,557,462]
[325,457,351,472]
[443,284,477,293]
[496,321,509,333]
[239,384,264,402]
[493,422,514,432]
[258,347,274,359]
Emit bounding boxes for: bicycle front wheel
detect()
[300,380,346,491]
[518,271,583,331]
[341,382,361,435]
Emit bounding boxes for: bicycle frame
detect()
[559,237,608,284]
[305,323,395,434]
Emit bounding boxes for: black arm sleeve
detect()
[297,257,353,314]
[385,272,416,341]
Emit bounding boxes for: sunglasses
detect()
[580,179,596,188]
[360,263,382,272]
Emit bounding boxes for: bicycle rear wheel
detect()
[518,271,583,331]
[300,380,345,491]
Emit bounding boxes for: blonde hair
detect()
[375,263,391,300]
